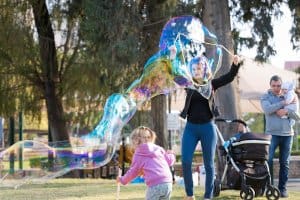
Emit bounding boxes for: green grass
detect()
[0,178,300,200]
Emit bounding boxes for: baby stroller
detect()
[213,118,280,200]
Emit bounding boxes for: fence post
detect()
[9,116,15,174]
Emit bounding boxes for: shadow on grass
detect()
[169,195,239,200]
[0,179,298,200]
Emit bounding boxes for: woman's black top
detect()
[181,63,240,124]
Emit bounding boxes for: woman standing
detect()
[180,55,240,200]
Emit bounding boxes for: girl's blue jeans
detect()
[181,121,217,199]
[268,135,293,192]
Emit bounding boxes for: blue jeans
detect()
[268,135,293,192]
[181,121,217,199]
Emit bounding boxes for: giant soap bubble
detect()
[0,15,223,187]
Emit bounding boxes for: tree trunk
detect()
[151,95,168,148]
[202,0,242,180]
[30,0,69,143]
[142,0,169,148]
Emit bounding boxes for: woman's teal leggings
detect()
[181,121,217,199]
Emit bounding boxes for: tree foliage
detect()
[0,2,43,120]
[288,0,300,50]
[230,0,300,61]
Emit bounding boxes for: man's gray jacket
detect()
[260,90,294,136]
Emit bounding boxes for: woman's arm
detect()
[212,55,240,90]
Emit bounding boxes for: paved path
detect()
[274,179,300,191]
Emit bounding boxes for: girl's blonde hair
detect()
[130,126,157,149]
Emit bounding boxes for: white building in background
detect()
[284,61,300,72]
[238,57,298,113]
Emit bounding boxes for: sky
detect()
[240,5,299,69]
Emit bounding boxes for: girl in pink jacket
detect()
[117,126,175,200]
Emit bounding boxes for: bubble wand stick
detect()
[116,168,122,200]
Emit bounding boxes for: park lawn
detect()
[0,178,299,200]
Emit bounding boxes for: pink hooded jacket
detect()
[119,143,175,187]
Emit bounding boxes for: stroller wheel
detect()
[240,186,255,200]
[266,186,280,200]
[213,179,221,197]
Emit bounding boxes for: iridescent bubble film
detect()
[0,15,222,187]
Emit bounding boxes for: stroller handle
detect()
[214,118,247,128]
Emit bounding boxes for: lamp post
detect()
[9,117,15,174]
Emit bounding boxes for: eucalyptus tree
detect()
[0,2,45,124]
[0,0,146,144]
[0,1,86,143]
